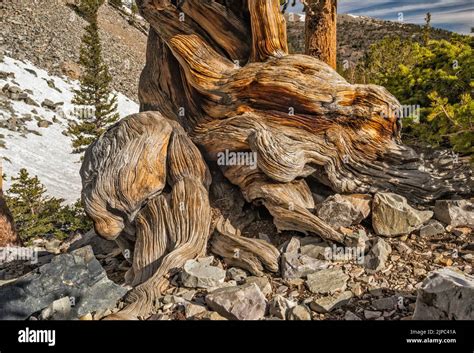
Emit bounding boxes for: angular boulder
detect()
[181,257,226,289]
[363,237,391,273]
[281,237,329,279]
[39,297,72,320]
[372,193,433,236]
[413,268,474,320]
[205,282,267,320]
[0,246,127,320]
[269,294,297,319]
[306,267,349,294]
[434,200,474,227]
[281,252,329,279]
[316,194,371,228]
[419,220,445,237]
[310,291,353,313]
[287,305,312,320]
[245,276,273,296]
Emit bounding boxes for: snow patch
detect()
[0,56,138,203]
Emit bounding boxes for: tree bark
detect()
[0,161,20,247]
[304,0,337,69]
[80,0,471,319]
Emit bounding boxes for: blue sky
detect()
[291,0,474,34]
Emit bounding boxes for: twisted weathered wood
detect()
[0,161,20,247]
[81,112,212,318]
[82,0,472,319]
[211,216,280,276]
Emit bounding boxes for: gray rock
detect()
[306,267,349,294]
[0,71,14,80]
[300,241,330,260]
[181,258,226,289]
[39,297,72,320]
[0,246,127,320]
[37,120,52,128]
[372,296,397,311]
[17,92,28,101]
[269,294,296,319]
[364,310,382,319]
[184,303,207,319]
[6,117,18,131]
[280,236,330,279]
[434,200,474,227]
[395,242,412,255]
[372,193,433,236]
[245,276,273,296]
[343,229,370,252]
[41,98,56,110]
[342,194,372,221]
[316,194,370,228]
[413,268,474,320]
[310,291,353,313]
[25,68,37,77]
[364,237,391,273]
[281,252,329,279]
[282,236,301,254]
[61,230,119,256]
[287,304,312,320]
[227,267,247,283]
[174,288,196,302]
[344,311,361,320]
[8,85,21,94]
[419,220,445,237]
[205,283,267,320]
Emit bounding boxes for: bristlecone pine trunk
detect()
[80,0,471,319]
[0,162,19,247]
[305,0,337,69]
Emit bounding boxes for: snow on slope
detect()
[0,56,138,203]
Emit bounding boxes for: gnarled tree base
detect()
[81,0,472,319]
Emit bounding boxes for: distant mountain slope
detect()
[1,0,147,101]
[1,2,461,102]
[288,14,459,65]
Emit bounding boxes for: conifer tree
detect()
[69,0,119,154]
[5,169,62,241]
[5,169,92,242]
[423,12,432,44]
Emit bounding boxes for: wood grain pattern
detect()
[82,0,472,319]
[0,161,19,246]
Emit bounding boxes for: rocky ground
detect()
[1,191,472,321]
